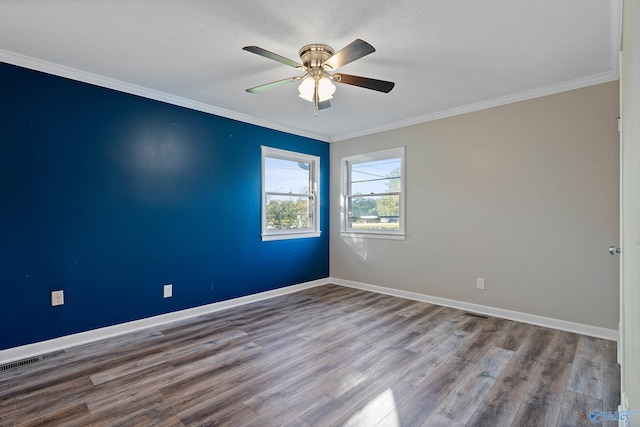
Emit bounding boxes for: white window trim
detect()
[341,147,406,240]
[261,146,321,241]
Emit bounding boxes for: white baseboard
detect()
[1,276,617,364]
[331,278,618,341]
[0,278,330,364]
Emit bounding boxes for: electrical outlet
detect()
[163,284,172,298]
[51,290,64,306]
[476,278,485,290]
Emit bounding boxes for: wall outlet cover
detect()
[51,290,64,306]
[163,284,172,298]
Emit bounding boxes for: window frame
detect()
[261,146,321,241]
[341,147,406,240]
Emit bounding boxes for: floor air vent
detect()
[464,312,489,320]
[1,356,42,372]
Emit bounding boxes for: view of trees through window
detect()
[264,157,313,231]
[266,195,311,230]
[348,158,401,230]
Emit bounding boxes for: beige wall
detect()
[330,81,620,330]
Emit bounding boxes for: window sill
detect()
[340,231,406,241]
[262,231,321,241]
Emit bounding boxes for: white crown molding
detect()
[0,278,330,364]
[331,70,620,142]
[1,49,620,145]
[331,278,618,341]
[0,49,331,143]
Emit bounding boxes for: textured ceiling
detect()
[0,0,620,142]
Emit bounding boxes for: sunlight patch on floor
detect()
[343,388,400,427]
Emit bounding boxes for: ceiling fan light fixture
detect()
[298,76,335,103]
[244,39,394,111]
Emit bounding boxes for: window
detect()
[261,146,320,241]
[342,147,405,240]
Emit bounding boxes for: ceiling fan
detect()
[243,39,395,112]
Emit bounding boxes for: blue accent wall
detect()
[0,62,330,350]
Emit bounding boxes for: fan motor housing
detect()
[299,44,334,69]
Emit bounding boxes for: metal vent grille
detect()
[464,312,489,320]
[0,356,42,372]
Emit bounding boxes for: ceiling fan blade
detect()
[333,73,395,93]
[246,77,300,93]
[322,39,375,70]
[318,100,331,110]
[243,46,303,69]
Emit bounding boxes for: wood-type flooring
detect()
[0,284,620,426]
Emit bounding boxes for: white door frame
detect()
[619,0,640,418]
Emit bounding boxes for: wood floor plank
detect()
[243,350,348,414]
[510,356,571,426]
[335,379,416,427]
[481,316,514,332]
[396,300,436,317]
[90,329,249,385]
[0,285,619,427]
[176,398,257,426]
[409,306,458,334]
[62,391,167,427]
[465,349,541,426]
[427,345,514,425]
[251,334,369,376]
[112,413,186,427]
[242,377,344,423]
[16,402,91,427]
[421,413,466,427]
[393,354,443,387]
[1,376,95,425]
[545,330,579,362]
[162,371,263,426]
[394,316,484,388]
[404,309,467,353]
[158,344,263,398]
[454,327,501,362]
[567,335,606,399]
[495,320,533,351]
[330,346,423,389]
[557,389,603,427]
[378,356,474,426]
[411,317,487,369]
[300,377,415,427]
[514,326,555,362]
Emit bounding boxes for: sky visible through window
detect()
[264,156,400,195]
[265,157,310,194]
[350,158,401,194]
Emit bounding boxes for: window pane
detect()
[348,194,400,231]
[350,158,401,195]
[265,157,310,194]
[266,195,312,230]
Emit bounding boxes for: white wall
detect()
[331,81,620,330]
